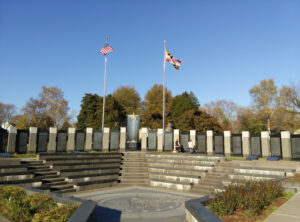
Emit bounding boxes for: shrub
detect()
[32,204,80,222]
[0,186,80,222]
[208,180,284,217]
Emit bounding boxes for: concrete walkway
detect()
[264,191,300,222]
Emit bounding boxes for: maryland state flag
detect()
[165,50,181,71]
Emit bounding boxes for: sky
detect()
[0,0,299,117]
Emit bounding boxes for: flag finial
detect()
[105,36,108,44]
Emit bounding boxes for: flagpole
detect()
[101,37,108,133]
[163,40,166,150]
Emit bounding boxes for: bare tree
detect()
[201,100,238,130]
[0,102,16,127]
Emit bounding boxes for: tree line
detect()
[1,79,299,134]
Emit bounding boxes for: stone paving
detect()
[73,186,202,222]
[264,191,300,222]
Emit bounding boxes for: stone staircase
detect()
[146,154,224,192]
[118,152,150,186]
[22,160,76,193]
[191,161,237,196]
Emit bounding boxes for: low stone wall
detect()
[185,196,222,222]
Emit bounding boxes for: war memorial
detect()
[0,114,299,222]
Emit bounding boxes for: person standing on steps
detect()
[188,139,193,153]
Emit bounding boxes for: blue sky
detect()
[0,0,299,116]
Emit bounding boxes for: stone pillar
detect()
[85,128,93,151]
[103,127,110,152]
[28,127,37,153]
[190,130,196,148]
[48,127,57,153]
[67,128,75,152]
[242,131,250,157]
[157,128,163,152]
[141,128,148,152]
[281,131,292,160]
[120,127,126,152]
[224,131,231,157]
[206,130,213,156]
[7,126,17,153]
[261,131,271,158]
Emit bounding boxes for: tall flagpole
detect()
[163,40,166,150]
[101,37,108,133]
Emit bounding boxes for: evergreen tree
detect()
[170,91,199,127]
[77,93,126,130]
[175,109,222,132]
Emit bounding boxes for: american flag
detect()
[99,44,114,55]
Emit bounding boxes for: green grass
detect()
[10,154,37,159]
[225,156,246,161]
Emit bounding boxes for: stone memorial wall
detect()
[148,130,157,151]
[110,130,120,151]
[16,130,28,153]
[232,134,242,156]
[57,130,67,152]
[164,131,173,151]
[0,128,8,153]
[196,133,206,153]
[180,132,189,152]
[214,134,224,155]
[270,134,282,157]
[37,129,49,153]
[250,135,261,156]
[1,126,299,162]
[75,130,85,151]
[291,135,300,159]
[93,130,102,151]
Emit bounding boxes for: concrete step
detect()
[234,167,295,177]
[38,153,122,160]
[148,167,208,177]
[228,173,285,181]
[60,168,120,177]
[45,157,122,164]
[146,159,216,166]
[67,174,119,183]
[120,172,149,176]
[21,160,44,165]
[51,183,74,191]
[146,154,224,162]
[0,167,28,173]
[42,177,65,183]
[54,188,77,193]
[51,162,120,170]
[75,179,118,191]
[35,171,58,176]
[149,173,201,185]
[150,179,192,191]
[42,181,68,188]
[148,162,214,171]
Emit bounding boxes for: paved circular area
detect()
[74,187,202,222]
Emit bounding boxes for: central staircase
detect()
[118,152,150,186]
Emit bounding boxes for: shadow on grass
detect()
[95,205,122,222]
